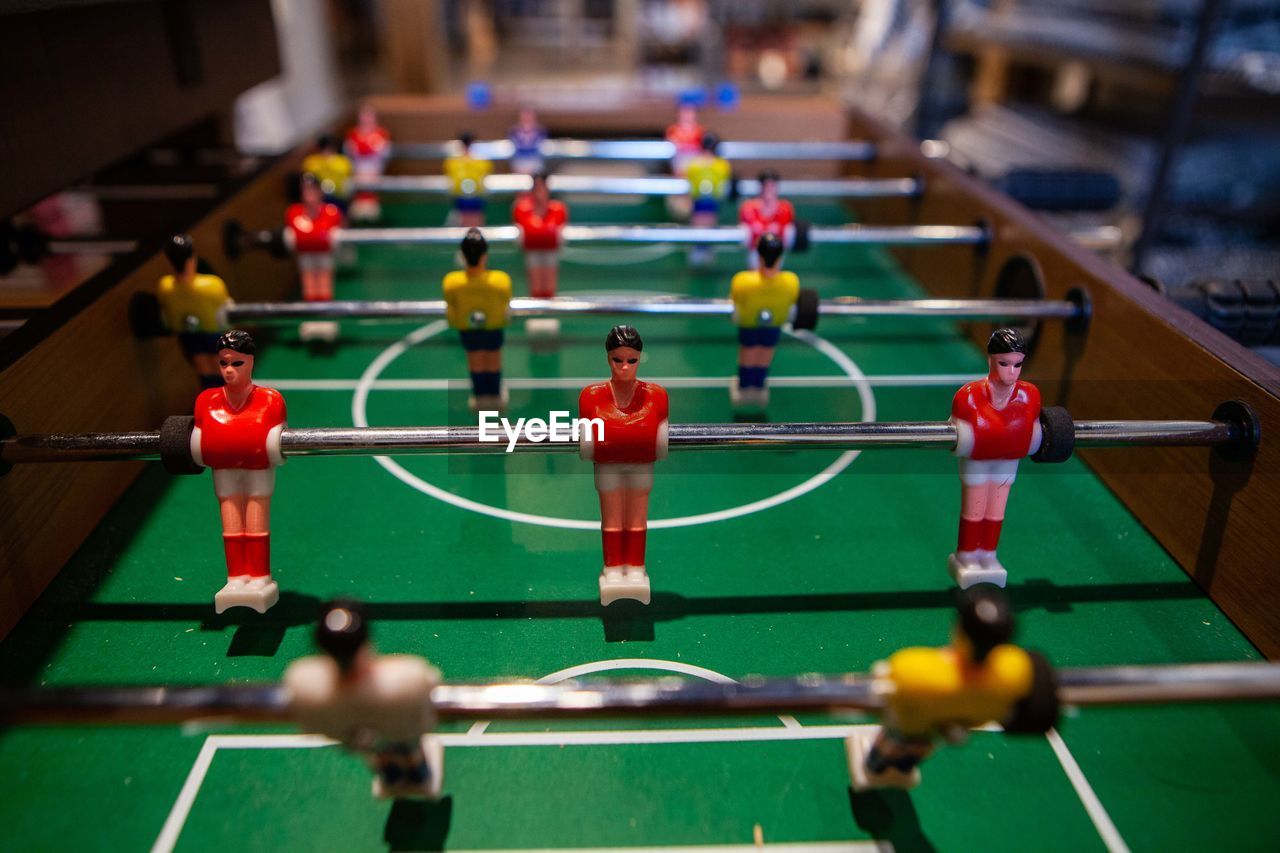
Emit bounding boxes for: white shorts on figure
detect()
[212,467,277,498]
[298,252,334,272]
[524,249,559,269]
[594,462,654,492]
[958,457,1020,487]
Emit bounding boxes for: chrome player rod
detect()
[356,174,921,199]
[3,662,1279,726]
[227,296,1082,323]
[0,418,1241,467]
[391,139,878,162]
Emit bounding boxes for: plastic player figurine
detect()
[285,599,444,800]
[508,106,548,175]
[443,229,513,411]
[948,329,1043,589]
[158,234,232,388]
[512,172,568,335]
[301,134,354,213]
[665,102,705,178]
[579,326,670,605]
[345,104,391,221]
[284,173,345,341]
[685,132,732,265]
[444,132,493,227]
[846,587,1055,790]
[729,233,799,411]
[192,330,287,614]
[739,170,795,269]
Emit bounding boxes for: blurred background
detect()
[3,0,1279,359]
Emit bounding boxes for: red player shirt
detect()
[579,381,669,465]
[951,379,1041,460]
[285,203,343,254]
[194,385,287,470]
[512,196,568,250]
[666,123,705,154]
[345,126,390,161]
[739,198,795,246]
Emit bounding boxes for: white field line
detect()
[1045,728,1131,853]
[261,374,974,392]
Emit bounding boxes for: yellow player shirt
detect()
[302,152,354,199]
[685,155,732,200]
[730,269,800,328]
[443,269,512,330]
[157,273,231,333]
[444,155,493,197]
[881,644,1034,737]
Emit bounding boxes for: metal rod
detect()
[332,224,987,249]
[0,419,1239,467]
[3,661,1279,727]
[356,175,921,200]
[390,139,879,162]
[227,296,1082,324]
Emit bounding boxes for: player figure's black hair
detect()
[300,172,322,192]
[701,131,720,153]
[757,169,781,185]
[532,170,551,186]
[460,228,488,266]
[315,599,370,674]
[164,234,195,271]
[757,233,785,268]
[605,324,643,352]
[216,329,256,356]
[317,133,338,151]
[459,131,475,148]
[988,328,1028,355]
[956,587,1015,663]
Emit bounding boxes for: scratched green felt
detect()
[0,196,1276,852]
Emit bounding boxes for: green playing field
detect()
[1,195,1276,852]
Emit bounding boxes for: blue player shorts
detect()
[455,196,486,212]
[459,329,505,351]
[179,331,222,356]
[738,326,782,347]
[692,197,719,215]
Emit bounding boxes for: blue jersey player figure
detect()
[285,600,445,800]
[509,106,548,175]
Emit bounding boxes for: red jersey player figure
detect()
[284,173,345,342]
[948,328,1043,589]
[666,102,705,177]
[193,330,287,614]
[285,599,445,800]
[739,170,795,269]
[345,103,391,222]
[579,326,669,606]
[512,172,568,336]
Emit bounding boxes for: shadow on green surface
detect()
[848,787,936,852]
[384,795,453,851]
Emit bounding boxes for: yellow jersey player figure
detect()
[729,233,799,412]
[301,134,354,214]
[444,131,493,228]
[846,587,1058,791]
[158,234,232,388]
[684,132,732,266]
[285,599,445,800]
[443,229,512,412]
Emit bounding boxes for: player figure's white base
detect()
[350,199,381,222]
[215,575,280,614]
[468,388,509,413]
[300,321,340,342]
[372,735,445,801]
[947,552,1008,589]
[846,729,921,791]
[525,318,561,338]
[729,379,769,411]
[599,566,651,606]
